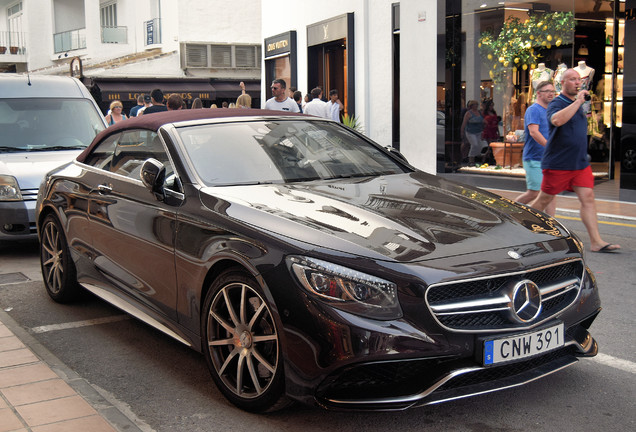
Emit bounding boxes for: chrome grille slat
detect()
[426,260,584,333]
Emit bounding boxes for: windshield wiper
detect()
[27,146,86,152]
[0,146,28,152]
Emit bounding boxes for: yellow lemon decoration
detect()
[514,57,520,64]
[556,39,562,46]
[547,35,553,41]
[488,54,493,60]
[546,43,552,49]
[522,64,528,70]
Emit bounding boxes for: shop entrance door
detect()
[308,40,347,117]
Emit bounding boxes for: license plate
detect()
[483,323,564,365]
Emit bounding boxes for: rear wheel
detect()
[202,269,288,412]
[40,214,81,303]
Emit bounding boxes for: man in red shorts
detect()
[530,69,620,252]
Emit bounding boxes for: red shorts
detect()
[541,166,594,195]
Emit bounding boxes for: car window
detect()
[177,120,409,186]
[83,133,119,170]
[0,98,105,152]
[110,130,174,181]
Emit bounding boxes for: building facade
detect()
[0,0,263,111]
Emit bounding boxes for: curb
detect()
[0,308,148,432]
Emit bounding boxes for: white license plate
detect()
[483,323,564,365]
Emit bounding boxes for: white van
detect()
[0,75,107,241]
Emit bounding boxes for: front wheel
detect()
[40,214,81,303]
[202,269,288,412]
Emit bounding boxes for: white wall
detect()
[178,0,261,44]
[262,0,439,173]
[400,2,438,173]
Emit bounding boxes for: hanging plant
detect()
[479,12,575,88]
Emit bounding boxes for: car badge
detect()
[508,250,521,260]
[508,280,542,323]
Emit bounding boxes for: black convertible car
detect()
[36,109,600,412]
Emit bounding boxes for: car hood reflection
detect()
[200,172,567,262]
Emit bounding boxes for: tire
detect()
[40,214,81,303]
[202,269,289,412]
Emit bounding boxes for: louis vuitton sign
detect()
[264,31,296,58]
[307,13,350,47]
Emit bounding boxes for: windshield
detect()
[177,120,410,186]
[0,98,105,152]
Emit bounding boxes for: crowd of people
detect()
[105,79,343,123]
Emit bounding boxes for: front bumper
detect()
[0,199,37,240]
[313,313,598,410]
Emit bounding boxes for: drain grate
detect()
[0,272,30,285]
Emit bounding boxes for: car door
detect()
[86,129,181,320]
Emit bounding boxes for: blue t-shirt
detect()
[522,103,549,161]
[542,94,589,170]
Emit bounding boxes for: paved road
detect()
[1,214,634,432]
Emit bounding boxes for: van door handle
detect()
[97,184,112,194]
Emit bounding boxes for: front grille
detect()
[21,188,39,201]
[426,260,584,332]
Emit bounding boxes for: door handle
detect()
[97,184,112,194]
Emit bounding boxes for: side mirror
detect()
[140,158,166,200]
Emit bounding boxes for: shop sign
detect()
[308,14,349,46]
[265,31,295,58]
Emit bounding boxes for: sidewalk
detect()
[0,309,143,432]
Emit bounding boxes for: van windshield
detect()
[0,98,106,152]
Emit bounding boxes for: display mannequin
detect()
[574,60,595,90]
[531,63,553,86]
[553,63,567,93]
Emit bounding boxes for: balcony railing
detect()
[54,28,86,53]
[0,30,26,55]
[144,18,161,46]
[101,26,128,44]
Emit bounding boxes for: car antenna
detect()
[27,72,31,86]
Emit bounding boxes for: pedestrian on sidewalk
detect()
[265,79,300,112]
[516,80,556,216]
[529,69,620,253]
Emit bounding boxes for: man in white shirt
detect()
[303,87,330,119]
[265,79,300,112]
[326,89,343,122]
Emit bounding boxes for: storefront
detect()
[438,0,633,190]
[306,13,355,118]
[84,77,215,112]
[264,31,298,93]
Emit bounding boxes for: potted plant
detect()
[10,46,18,54]
[0,46,6,54]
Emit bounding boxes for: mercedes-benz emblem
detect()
[508,280,542,323]
[508,250,521,260]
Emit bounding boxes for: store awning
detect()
[211,80,260,99]
[88,78,216,102]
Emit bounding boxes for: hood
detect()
[0,150,82,190]
[200,172,569,262]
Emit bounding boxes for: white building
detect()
[262,1,439,173]
[0,0,263,111]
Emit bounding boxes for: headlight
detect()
[289,256,402,320]
[0,176,22,201]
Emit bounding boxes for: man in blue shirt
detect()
[515,80,556,216]
[530,69,620,252]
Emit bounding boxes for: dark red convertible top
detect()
[77,108,306,163]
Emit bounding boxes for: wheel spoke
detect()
[208,337,234,347]
[209,310,235,334]
[251,347,276,374]
[245,354,263,394]
[247,302,266,331]
[240,284,247,325]
[235,353,246,394]
[222,287,240,327]
[218,347,240,375]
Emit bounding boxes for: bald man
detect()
[530,69,619,253]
